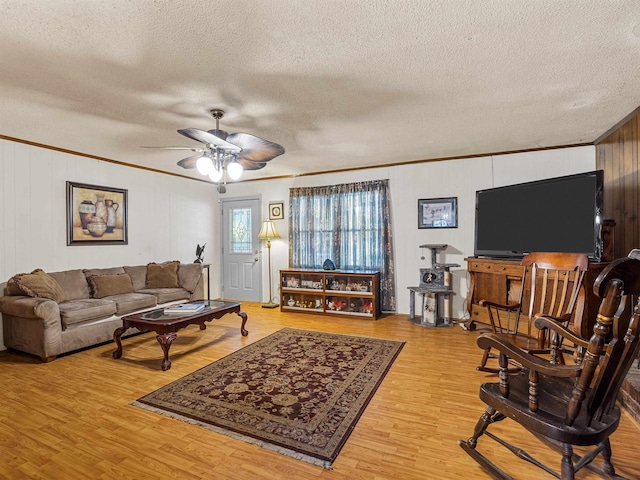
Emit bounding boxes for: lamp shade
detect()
[208,166,223,182]
[227,160,243,180]
[258,220,280,240]
[196,156,213,175]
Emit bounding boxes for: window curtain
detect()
[289,179,396,312]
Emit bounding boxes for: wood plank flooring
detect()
[1,303,639,479]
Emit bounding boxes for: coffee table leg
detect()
[156,332,177,371]
[112,326,126,359]
[237,311,248,336]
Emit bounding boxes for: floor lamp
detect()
[258,220,281,308]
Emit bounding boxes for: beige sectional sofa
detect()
[0,261,204,361]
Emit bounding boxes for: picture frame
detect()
[67,181,128,245]
[418,197,458,229]
[269,201,285,220]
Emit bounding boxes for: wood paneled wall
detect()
[596,107,640,259]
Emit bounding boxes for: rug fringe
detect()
[130,401,334,470]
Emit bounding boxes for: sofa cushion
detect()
[6,269,65,302]
[123,265,147,291]
[87,274,134,299]
[146,261,180,288]
[49,269,91,300]
[83,266,125,277]
[137,288,190,304]
[59,298,117,328]
[105,292,157,315]
[178,263,203,294]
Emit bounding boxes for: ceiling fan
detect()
[143,109,285,191]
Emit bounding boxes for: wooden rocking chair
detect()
[460,252,640,479]
[477,252,589,373]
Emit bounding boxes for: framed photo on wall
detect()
[67,181,128,245]
[418,197,458,229]
[269,202,285,220]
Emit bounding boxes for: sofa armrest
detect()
[1,295,63,360]
[0,295,60,320]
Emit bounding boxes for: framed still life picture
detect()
[418,197,458,229]
[67,181,128,245]
[269,201,285,220]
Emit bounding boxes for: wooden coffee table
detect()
[112,300,247,371]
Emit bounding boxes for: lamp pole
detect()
[258,220,280,308]
[263,238,278,308]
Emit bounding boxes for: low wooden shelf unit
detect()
[280,269,381,319]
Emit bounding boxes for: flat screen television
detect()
[474,170,604,260]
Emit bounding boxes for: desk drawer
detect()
[467,261,523,276]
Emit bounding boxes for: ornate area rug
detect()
[133,327,404,468]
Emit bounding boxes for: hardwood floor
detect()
[1,303,639,479]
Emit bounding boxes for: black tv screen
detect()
[474,170,603,260]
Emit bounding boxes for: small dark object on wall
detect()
[323,258,336,270]
[194,244,206,263]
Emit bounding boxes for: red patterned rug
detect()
[133,328,404,468]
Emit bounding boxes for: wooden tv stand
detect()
[464,257,608,338]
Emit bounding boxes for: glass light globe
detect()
[227,160,243,180]
[196,156,213,175]
[209,166,223,182]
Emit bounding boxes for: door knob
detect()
[255,256,259,261]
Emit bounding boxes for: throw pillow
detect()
[6,269,66,303]
[87,273,134,299]
[178,263,203,293]
[123,265,148,291]
[146,261,180,289]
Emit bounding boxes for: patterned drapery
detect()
[289,179,396,312]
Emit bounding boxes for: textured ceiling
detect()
[1,1,640,183]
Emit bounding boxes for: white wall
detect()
[0,138,595,351]
[224,145,596,319]
[0,139,219,349]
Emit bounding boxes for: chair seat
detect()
[499,333,543,352]
[479,371,621,446]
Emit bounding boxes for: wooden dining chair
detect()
[460,252,640,479]
[477,252,589,373]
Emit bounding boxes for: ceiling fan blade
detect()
[140,146,204,152]
[238,160,267,171]
[177,154,204,169]
[226,133,285,163]
[178,128,242,152]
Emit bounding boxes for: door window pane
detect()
[230,207,252,253]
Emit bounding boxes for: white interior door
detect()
[221,197,262,302]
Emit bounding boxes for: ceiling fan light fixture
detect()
[145,108,284,192]
[196,155,213,175]
[227,159,243,180]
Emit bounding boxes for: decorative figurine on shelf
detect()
[323,258,336,270]
[194,243,206,264]
[363,300,373,314]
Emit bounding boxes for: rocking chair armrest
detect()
[479,300,521,312]
[476,333,581,377]
[533,315,589,348]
